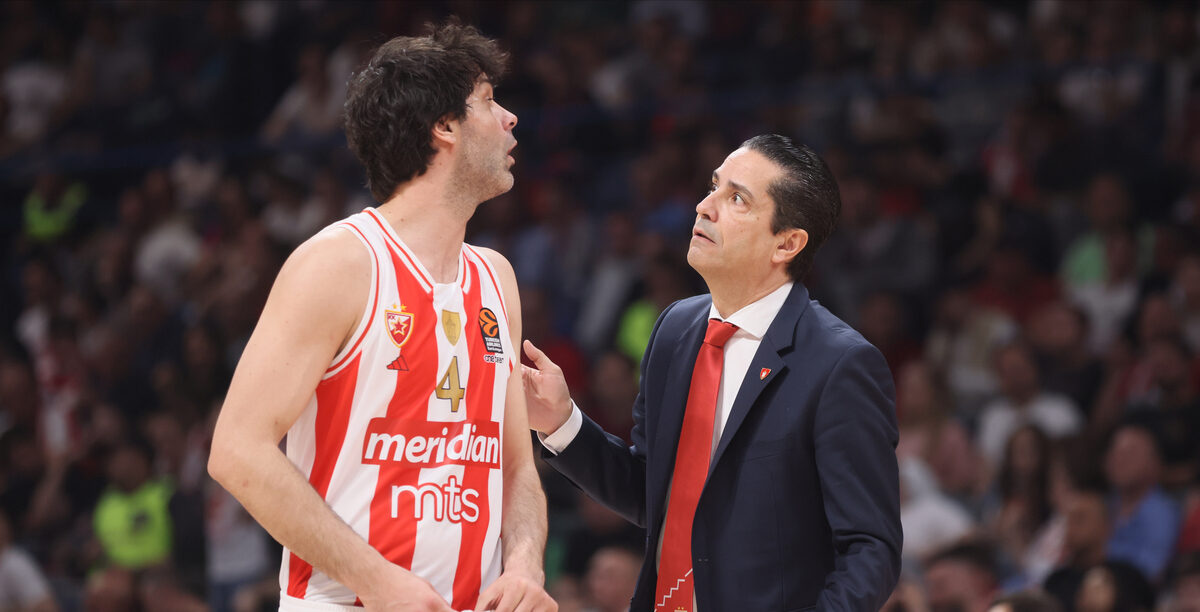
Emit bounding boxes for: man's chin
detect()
[685,248,710,274]
[481,175,515,201]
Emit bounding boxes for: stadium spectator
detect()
[1044,488,1112,610]
[925,542,1001,612]
[925,284,1018,415]
[1103,421,1182,581]
[0,509,56,612]
[1025,302,1103,418]
[976,342,1082,466]
[581,545,641,612]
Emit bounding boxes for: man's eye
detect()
[707,184,717,194]
[733,193,743,204]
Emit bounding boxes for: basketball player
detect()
[209,23,555,612]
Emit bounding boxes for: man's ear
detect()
[773,228,809,266]
[432,115,457,149]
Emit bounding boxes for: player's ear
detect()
[432,115,457,148]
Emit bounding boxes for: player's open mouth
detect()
[692,228,714,243]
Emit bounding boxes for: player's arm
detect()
[208,229,450,612]
[476,248,556,612]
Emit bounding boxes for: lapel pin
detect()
[760,368,771,380]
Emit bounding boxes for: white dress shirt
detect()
[541,281,793,455]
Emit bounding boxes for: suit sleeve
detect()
[539,302,678,528]
[813,342,903,611]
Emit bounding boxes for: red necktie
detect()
[655,318,738,611]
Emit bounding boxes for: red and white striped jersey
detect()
[280,208,514,611]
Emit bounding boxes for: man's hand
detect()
[521,340,572,434]
[476,571,557,612]
[356,564,453,612]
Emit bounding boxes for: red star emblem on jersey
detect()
[385,306,414,372]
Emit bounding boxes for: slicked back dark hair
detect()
[741,134,841,281]
[344,21,509,202]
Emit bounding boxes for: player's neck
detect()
[376,177,474,284]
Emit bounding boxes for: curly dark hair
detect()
[741,134,841,281]
[344,21,509,202]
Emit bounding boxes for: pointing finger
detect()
[522,340,549,368]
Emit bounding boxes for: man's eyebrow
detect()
[712,172,757,201]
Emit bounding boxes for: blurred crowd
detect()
[4,1,1200,611]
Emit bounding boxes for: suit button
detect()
[697,558,709,563]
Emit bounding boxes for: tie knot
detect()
[704,319,738,347]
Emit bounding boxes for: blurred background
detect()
[3,1,1200,611]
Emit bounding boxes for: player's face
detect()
[688,147,786,282]
[458,79,518,200]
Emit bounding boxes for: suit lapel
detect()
[709,284,809,472]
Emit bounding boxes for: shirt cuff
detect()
[537,401,583,455]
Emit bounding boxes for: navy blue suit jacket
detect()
[543,283,902,611]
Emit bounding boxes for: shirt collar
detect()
[708,282,793,340]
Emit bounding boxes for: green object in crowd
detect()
[92,479,174,569]
[616,299,660,367]
[24,182,86,242]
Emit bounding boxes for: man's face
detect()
[926,560,993,612]
[1104,427,1159,491]
[1063,491,1108,554]
[996,346,1037,400]
[688,147,788,283]
[457,79,518,200]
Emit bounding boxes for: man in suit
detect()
[523,134,902,611]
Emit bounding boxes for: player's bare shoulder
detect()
[265,225,373,349]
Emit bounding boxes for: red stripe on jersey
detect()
[288,355,362,598]
[451,257,499,610]
[465,246,507,325]
[365,208,433,290]
[459,250,470,290]
[367,247,440,570]
[327,224,382,375]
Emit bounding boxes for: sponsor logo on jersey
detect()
[390,475,481,523]
[362,418,501,469]
[442,310,462,345]
[478,308,503,354]
[363,419,500,524]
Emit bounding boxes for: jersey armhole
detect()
[324,223,380,379]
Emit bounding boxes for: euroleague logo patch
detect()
[478,308,504,354]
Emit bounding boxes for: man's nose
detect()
[696,192,716,219]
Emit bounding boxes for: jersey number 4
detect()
[436,357,465,412]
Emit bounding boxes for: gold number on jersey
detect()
[436,357,466,412]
